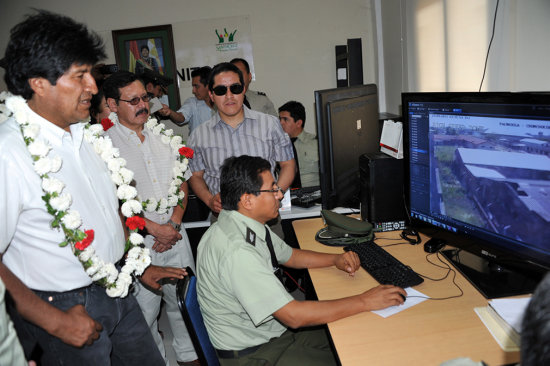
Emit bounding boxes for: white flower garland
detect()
[106,112,191,215]
[0,92,151,298]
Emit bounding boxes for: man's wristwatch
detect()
[168,219,181,232]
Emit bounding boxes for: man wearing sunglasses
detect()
[196,155,406,365]
[104,71,200,366]
[187,62,296,233]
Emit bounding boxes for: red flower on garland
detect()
[179,147,194,159]
[126,216,146,231]
[101,118,114,131]
[75,230,95,251]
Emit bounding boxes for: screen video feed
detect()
[427,113,550,253]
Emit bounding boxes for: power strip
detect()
[373,220,406,232]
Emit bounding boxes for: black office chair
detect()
[176,267,220,366]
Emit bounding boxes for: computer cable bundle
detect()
[406,252,464,301]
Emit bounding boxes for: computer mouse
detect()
[424,238,446,253]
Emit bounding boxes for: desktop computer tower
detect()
[359,152,407,231]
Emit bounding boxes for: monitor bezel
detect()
[314,84,379,209]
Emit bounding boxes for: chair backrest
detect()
[176,267,220,366]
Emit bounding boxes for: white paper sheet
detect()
[372,287,429,318]
[489,297,531,334]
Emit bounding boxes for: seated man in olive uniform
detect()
[196,155,406,365]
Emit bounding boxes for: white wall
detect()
[0,0,377,137]
[377,0,550,115]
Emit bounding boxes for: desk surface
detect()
[293,217,520,366]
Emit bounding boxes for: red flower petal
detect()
[126,216,146,231]
[75,229,94,251]
[101,118,114,131]
[178,147,194,159]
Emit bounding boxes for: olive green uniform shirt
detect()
[196,210,294,350]
[295,130,320,187]
[246,89,277,116]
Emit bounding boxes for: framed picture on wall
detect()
[112,24,181,109]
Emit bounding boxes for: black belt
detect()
[215,344,263,359]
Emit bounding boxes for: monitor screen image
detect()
[403,92,550,298]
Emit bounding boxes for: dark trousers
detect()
[13,284,165,366]
[219,327,338,366]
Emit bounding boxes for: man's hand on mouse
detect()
[359,285,407,311]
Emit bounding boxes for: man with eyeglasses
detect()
[104,71,200,366]
[196,155,406,365]
[187,62,295,237]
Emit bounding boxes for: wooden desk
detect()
[293,218,520,366]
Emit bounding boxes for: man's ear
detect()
[239,193,255,211]
[106,97,118,113]
[28,77,50,97]
[296,119,304,129]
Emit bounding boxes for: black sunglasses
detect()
[117,94,151,105]
[212,83,244,96]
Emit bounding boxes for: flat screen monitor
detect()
[402,92,550,298]
[315,84,380,209]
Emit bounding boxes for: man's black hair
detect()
[141,45,150,52]
[220,155,272,211]
[3,9,105,100]
[230,58,250,74]
[279,100,307,128]
[103,71,142,103]
[90,82,105,124]
[521,272,550,366]
[208,62,244,91]
[140,69,172,88]
[191,66,212,87]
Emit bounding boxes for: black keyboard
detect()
[345,242,424,288]
[291,186,321,208]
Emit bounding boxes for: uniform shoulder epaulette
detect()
[245,227,256,246]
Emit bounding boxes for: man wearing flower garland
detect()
[0,10,185,365]
[103,71,199,366]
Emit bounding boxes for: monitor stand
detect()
[440,249,542,299]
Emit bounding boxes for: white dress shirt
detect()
[0,105,125,291]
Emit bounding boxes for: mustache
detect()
[135,108,149,117]
[80,92,93,102]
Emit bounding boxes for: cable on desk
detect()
[407,252,464,301]
[378,241,411,248]
[374,236,412,247]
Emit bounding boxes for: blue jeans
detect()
[22,284,165,366]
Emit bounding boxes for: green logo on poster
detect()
[215,28,238,51]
